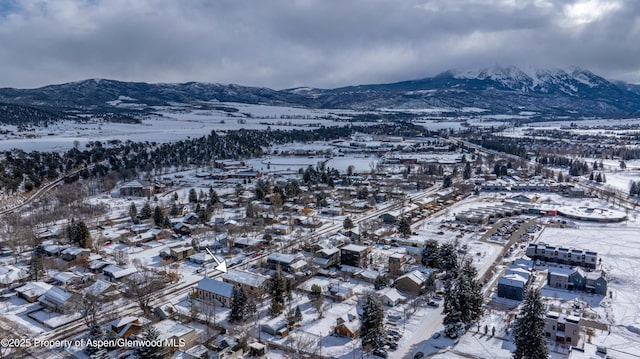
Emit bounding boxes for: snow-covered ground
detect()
[0,103,365,152]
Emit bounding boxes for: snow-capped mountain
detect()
[0,65,639,124]
[302,65,640,115]
[449,65,614,95]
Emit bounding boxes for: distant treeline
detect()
[0,121,427,193]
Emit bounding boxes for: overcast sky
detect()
[0,0,638,89]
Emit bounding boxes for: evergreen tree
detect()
[397,217,412,238]
[343,216,354,230]
[269,268,287,317]
[442,260,483,338]
[169,203,180,216]
[631,181,639,196]
[443,175,453,188]
[153,206,164,227]
[28,252,45,280]
[463,162,472,180]
[189,188,198,203]
[134,324,166,359]
[208,186,219,205]
[460,259,484,324]
[360,293,385,353]
[129,202,138,220]
[68,220,91,248]
[230,285,248,322]
[421,239,440,268]
[140,201,152,220]
[85,321,108,358]
[294,305,303,323]
[439,242,459,278]
[513,288,549,359]
[443,280,464,338]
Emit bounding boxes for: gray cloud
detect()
[0,0,638,89]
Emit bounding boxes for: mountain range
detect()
[0,65,639,124]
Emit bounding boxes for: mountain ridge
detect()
[0,65,639,122]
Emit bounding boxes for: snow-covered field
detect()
[0,103,365,152]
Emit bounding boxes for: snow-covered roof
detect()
[547,266,576,278]
[317,247,340,256]
[267,252,296,264]
[341,244,369,252]
[222,269,268,288]
[16,281,52,298]
[505,266,531,281]
[378,287,407,303]
[38,286,72,305]
[61,247,88,256]
[84,279,113,297]
[103,265,137,279]
[397,269,431,285]
[0,265,28,284]
[196,278,233,298]
[152,319,195,340]
[53,271,80,284]
[498,274,527,288]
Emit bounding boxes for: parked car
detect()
[414,352,424,359]
[427,301,440,308]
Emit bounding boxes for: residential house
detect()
[182,213,199,225]
[497,274,528,301]
[313,247,340,269]
[395,269,433,295]
[61,247,90,261]
[544,311,581,346]
[42,243,68,257]
[526,243,598,270]
[210,335,243,359]
[233,237,265,251]
[169,246,194,261]
[52,271,82,287]
[334,310,360,338]
[83,279,120,301]
[15,282,52,303]
[38,286,81,313]
[584,271,607,295]
[195,278,234,308]
[266,253,307,273]
[547,267,583,291]
[261,317,288,337]
[388,253,409,278]
[547,267,607,295]
[340,244,371,268]
[111,316,146,339]
[178,344,211,359]
[152,319,199,351]
[248,342,267,357]
[377,287,407,307]
[103,265,137,282]
[119,180,155,197]
[222,269,269,298]
[173,222,192,236]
